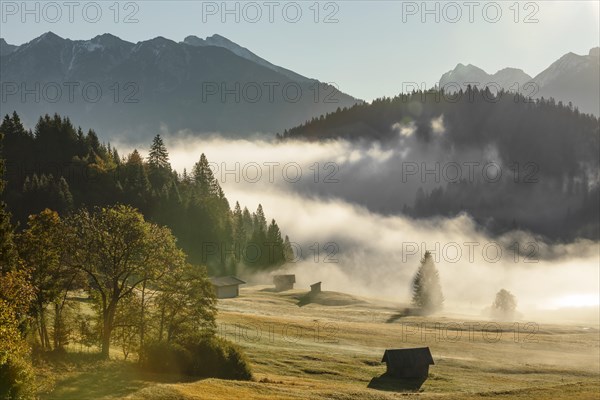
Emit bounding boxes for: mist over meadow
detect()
[120,129,600,323]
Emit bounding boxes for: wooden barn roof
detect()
[381,347,434,367]
[209,276,246,287]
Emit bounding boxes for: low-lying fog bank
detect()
[116,134,599,325]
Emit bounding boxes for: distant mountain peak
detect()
[91,33,131,46]
[132,36,178,54]
[147,36,177,45]
[454,63,469,69]
[36,31,63,42]
[182,33,313,82]
[496,67,526,73]
[21,31,66,50]
[439,48,598,116]
[182,35,204,46]
[182,34,238,49]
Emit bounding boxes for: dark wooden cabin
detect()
[381,347,434,379]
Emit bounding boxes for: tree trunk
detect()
[101,329,111,359]
[101,302,117,359]
[158,306,165,342]
[139,280,146,353]
[53,302,61,350]
[39,305,51,350]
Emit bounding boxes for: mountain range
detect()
[1,33,597,141]
[0,32,359,141]
[439,47,600,116]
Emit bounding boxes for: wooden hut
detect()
[209,276,246,299]
[310,281,322,294]
[273,274,296,291]
[381,347,434,379]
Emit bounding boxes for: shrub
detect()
[139,342,192,375]
[140,336,252,380]
[0,357,35,400]
[186,336,252,380]
[0,299,35,400]
[223,341,253,380]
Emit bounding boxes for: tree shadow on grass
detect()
[39,353,193,400]
[385,308,422,323]
[258,287,278,293]
[296,292,314,307]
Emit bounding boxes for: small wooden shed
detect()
[310,281,322,294]
[273,274,296,291]
[381,347,434,379]
[209,276,246,299]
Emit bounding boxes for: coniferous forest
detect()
[282,88,600,240]
[0,112,292,275]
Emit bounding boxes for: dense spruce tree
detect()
[266,219,285,266]
[232,202,245,264]
[123,150,151,197]
[21,174,73,219]
[283,235,295,263]
[411,251,444,315]
[147,135,173,192]
[253,204,267,233]
[192,153,218,197]
[147,135,170,170]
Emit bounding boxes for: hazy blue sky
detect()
[1,0,598,101]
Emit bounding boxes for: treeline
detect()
[283,87,599,178]
[281,88,600,240]
[283,87,599,147]
[0,112,293,274]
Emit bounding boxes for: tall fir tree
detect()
[283,235,294,263]
[192,153,218,197]
[411,251,444,315]
[147,135,172,191]
[147,134,170,170]
[266,219,285,266]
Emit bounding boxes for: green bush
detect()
[186,336,252,380]
[0,357,35,400]
[140,342,192,375]
[223,341,253,380]
[0,299,35,400]
[140,336,252,380]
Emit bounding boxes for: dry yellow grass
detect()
[41,286,600,399]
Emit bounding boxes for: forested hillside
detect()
[282,88,600,240]
[0,112,292,274]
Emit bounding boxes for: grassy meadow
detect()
[38,286,600,400]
